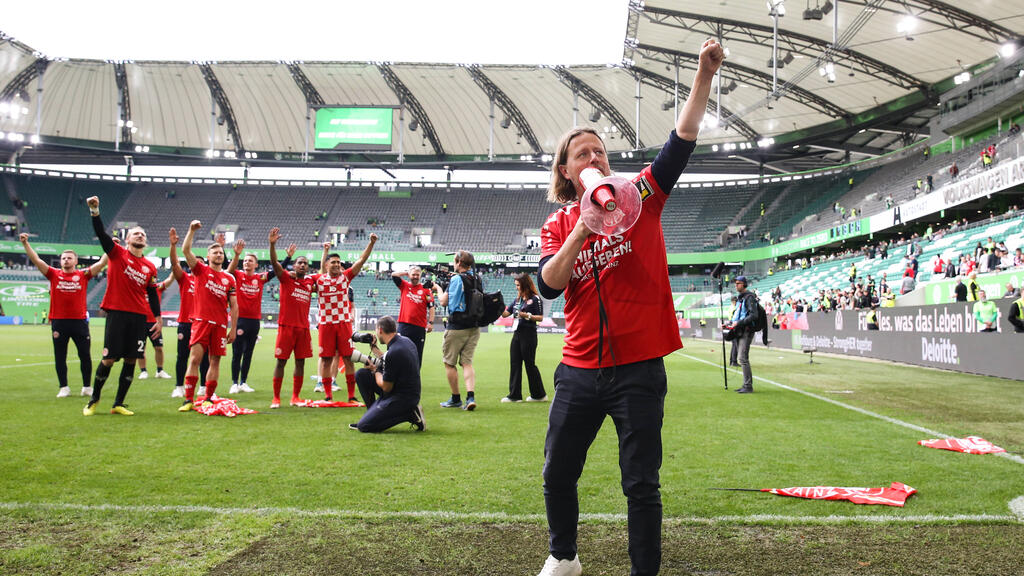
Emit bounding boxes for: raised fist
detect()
[369,233,379,243]
[169,228,179,245]
[189,220,202,232]
[19,233,28,243]
[86,196,99,209]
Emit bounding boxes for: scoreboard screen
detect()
[314,106,394,151]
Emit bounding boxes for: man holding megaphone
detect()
[535,39,725,576]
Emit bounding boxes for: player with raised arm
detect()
[225,238,292,394]
[177,220,238,411]
[268,228,316,408]
[167,227,209,398]
[82,196,162,416]
[20,234,108,398]
[312,235,377,402]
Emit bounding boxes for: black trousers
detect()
[354,368,418,433]
[231,317,261,383]
[176,322,209,387]
[543,358,666,576]
[508,329,545,400]
[397,322,426,368]
[51,319,92,389]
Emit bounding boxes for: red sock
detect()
[292,375,303,401]
[184,375,199,402]
[346,373,356,400]
[205,380,217,399]
[322,378,333,400]
[272,377,283,402]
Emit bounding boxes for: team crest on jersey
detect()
[252,279,258,286]
[637,176,654,202]
[141,266,150,274]
[221,278,229,285]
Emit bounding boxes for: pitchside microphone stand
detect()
[711,262,727,390]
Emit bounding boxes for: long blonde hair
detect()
[547,127,602,204]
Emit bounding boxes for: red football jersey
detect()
[190,260,236,327]
[100,243,158,317]
[176,273,196,324]
[312,268,355,326]
[397,279,433,328]
[540,164,681,368]
[45,267,94,320]
[278,273,315,328]
[233,270,268,319]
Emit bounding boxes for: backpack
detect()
[451,272,505,327]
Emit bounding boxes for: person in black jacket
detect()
[500,273,546,403]
[723,276,758,394]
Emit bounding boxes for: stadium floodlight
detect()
[661,99,674,111]
[820,0,833,15]
[897,14,917,40]
[30,134,40,144]
[767,0,785,17]
[712,144,719,152]
[500,115,512,129]
[408,119,418,132]
[588,109,602,122]
[1000,42,1016,58]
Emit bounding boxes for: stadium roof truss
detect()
[0,1,1021,173]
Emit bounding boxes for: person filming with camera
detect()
[349,316,425,433]
[433,250,480,411]
[722,275,758,394]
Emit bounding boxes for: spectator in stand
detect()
[945,257,958,278]
[954,278,968,302]
[973,291,998,332]
[925,175,933,193]
[900,269,916,295]
[949,163,960,181]
[1015,248,1024,268]
[1002,282,1020,299]
[1010,122,1021,135]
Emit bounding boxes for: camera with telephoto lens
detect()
[351,331,377,345]
[422,264,451,291]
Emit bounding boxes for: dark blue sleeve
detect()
[649,130,697,196]
[537,255,563,300]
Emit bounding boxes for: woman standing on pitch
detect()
[501,273,546,403]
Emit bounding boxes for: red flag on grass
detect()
[305,400,365,408]
[918,436,1005,455]
[763,482,916,507]
[194,397,258,417]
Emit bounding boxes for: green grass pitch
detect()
[1,324,1022,575]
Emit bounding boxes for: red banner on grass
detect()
[918,436,1005,454]
[763,482,916,507]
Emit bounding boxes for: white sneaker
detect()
[310,375,320,381]
[171,386,184,398]
[501,397,523,403]
[526,395,548,402]
[56,387,71,398]
[198,386,206,397]
[331,384,340,392]
[229,384,241,394]
[155,370,173,379]
[239,383,256,393]
[537,554,581,576]
[80,386,93,397]
[138,370,149,380]
[314,383,324,393]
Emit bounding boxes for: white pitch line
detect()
[0,502,1016,525]
[1009,497,1024,521]
[675,351,1024,467]
[0,360,75,370]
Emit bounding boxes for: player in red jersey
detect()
[534,39,723,576]
[312,235,377,401]
[137,275,174,380]
[177,220,238,411]
[391,265,435,368]
[83,196,162,416]
[268,227,316,408]
[225,238,292,394]
[20,234,108,398]
[167,227,209,398]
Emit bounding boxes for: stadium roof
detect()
[1,1,1022,174]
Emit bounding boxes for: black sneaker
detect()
[410,404,426,431]
[736,387,754,394]
[348,423,360,431]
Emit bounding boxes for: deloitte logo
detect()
[834,311,844,331]
[0,285,48,298]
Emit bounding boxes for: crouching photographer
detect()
[349,316,425,433]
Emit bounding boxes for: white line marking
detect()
[1010,497,1024,521]
[674,351,1024,466]
[0,360,75,370]
[0,502,1016,525]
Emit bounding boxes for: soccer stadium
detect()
[2,1,1024,574]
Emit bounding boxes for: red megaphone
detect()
[578,167,642,236]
